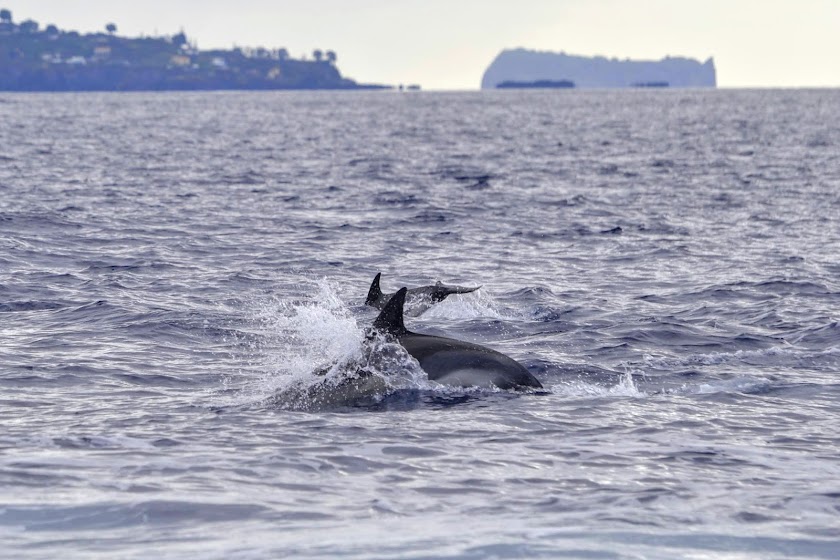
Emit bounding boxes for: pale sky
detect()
[4,0,839,89]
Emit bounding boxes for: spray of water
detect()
[548,372,646,399]
[223,278,431,410]
[422,288,514,321]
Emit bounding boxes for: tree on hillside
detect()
[106,23,117,35]
[45,24,59,35]
[276,48,289,60]
[0,9,12,24]
[313,49,323,62]
[19,19,39,33]
[325,50,337,65]
[173,31,187,47]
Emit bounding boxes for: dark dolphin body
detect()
[373,288,543,391]
[366,273,480,316]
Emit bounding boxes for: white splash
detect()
[690,376,773,395]
[422,288,514,321]
[549,372,646,399]
[222,278,431,409]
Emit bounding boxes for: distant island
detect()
[482,48,716,89]
[0,9,389,91]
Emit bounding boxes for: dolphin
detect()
[366,272,480,316]
[272,365,390,410]
[373,287,543,390]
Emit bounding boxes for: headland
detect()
[0,9,388,91]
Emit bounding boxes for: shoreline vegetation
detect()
[0,9,392,91]
[496,79,575,89]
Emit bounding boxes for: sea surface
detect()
[1,89,839,559]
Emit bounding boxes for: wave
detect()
[690,376,774,395]
[0,300,68,312]
[548,372,646,399]
[421,288,512,321]
[637,344,840,370]
[0,501,270,531]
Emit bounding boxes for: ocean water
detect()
[1,89,839,559]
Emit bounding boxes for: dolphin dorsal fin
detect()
[365,272,383,306]
[373,287,408,336]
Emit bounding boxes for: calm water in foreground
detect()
[1,89,839,558]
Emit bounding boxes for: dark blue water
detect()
[1,90,839,559]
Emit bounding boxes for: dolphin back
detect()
[401,334,543,390]
[372,287,408,336]
[427,283,481,303]
[369,279,541,391]
[365,273,480,311]
[365,272,384,306]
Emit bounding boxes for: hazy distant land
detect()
[482,48,716,89]
[0,9,389,91]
